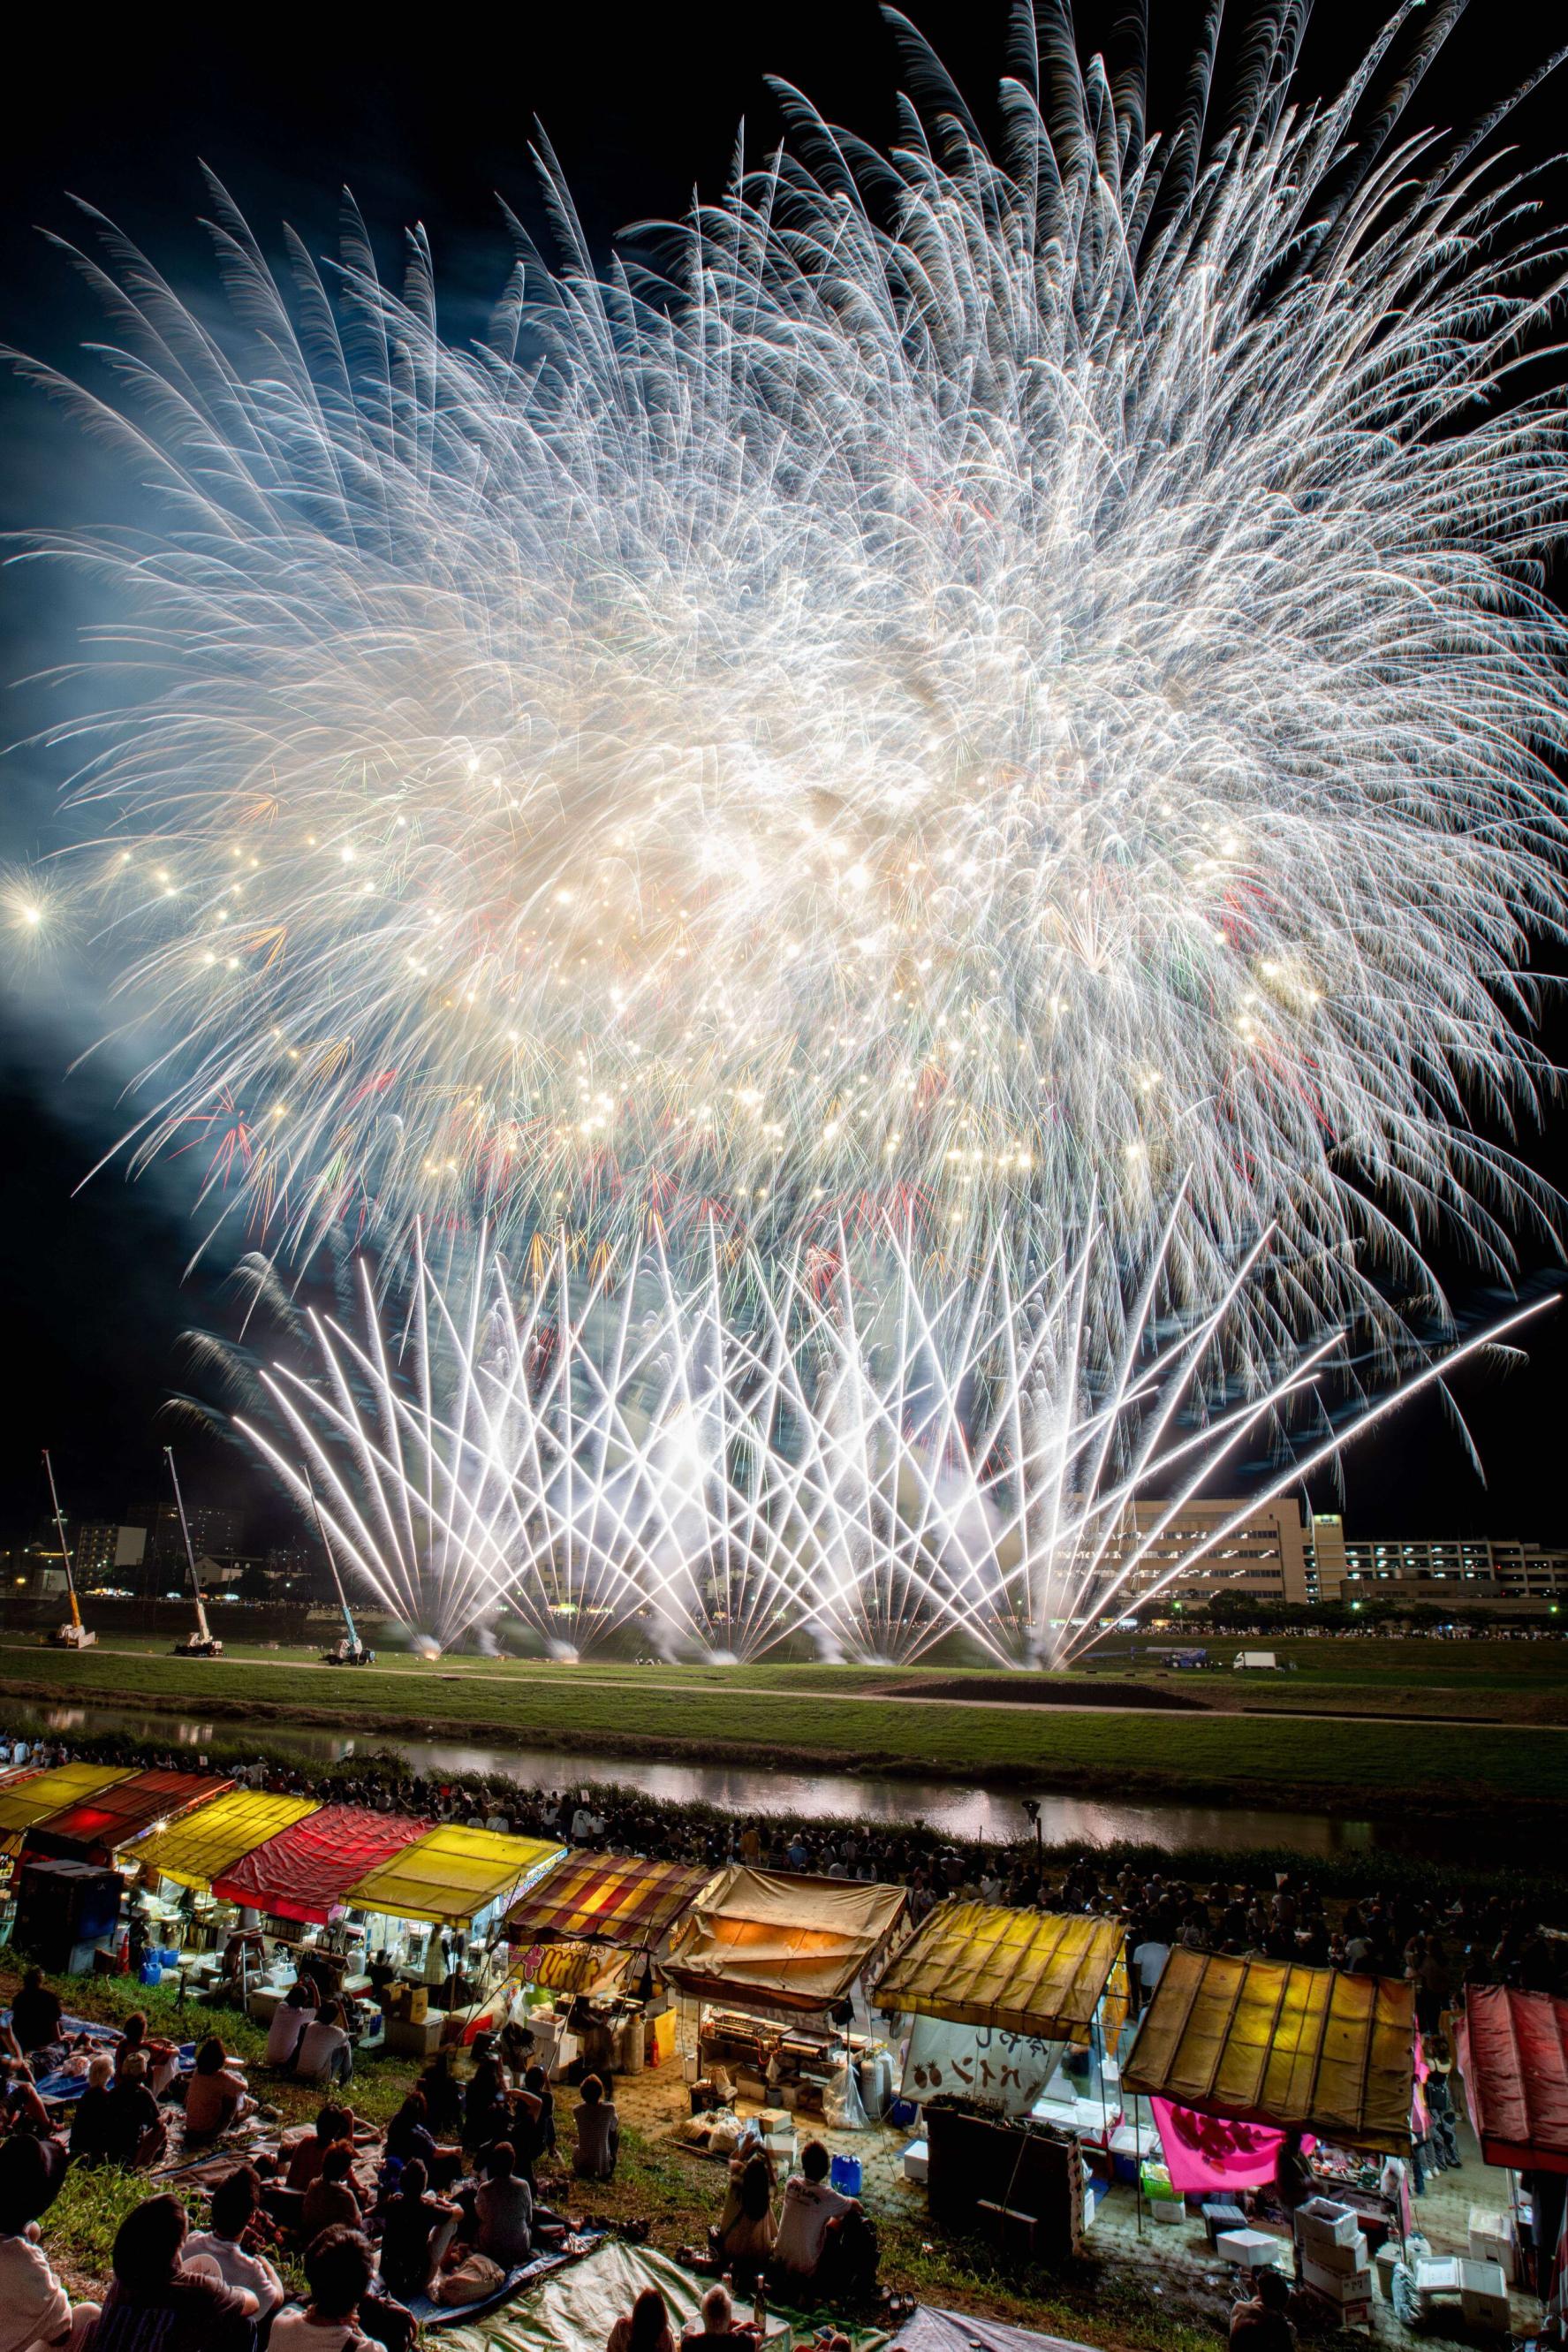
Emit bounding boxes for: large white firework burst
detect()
[17,1,1568,1347]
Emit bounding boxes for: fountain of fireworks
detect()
[235,1216,1547,1663]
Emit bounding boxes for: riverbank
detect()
[1,1640,1564,1819]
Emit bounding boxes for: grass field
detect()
[2,1635,1564,1815]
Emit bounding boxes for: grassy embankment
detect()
[7,1958,1223,2352]
[1,1638,1564,1814]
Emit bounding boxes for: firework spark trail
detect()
[12,2,1568,1364]
[232,1221,1549,1663]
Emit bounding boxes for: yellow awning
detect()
[345,1826,564,1927]
[129,1789,320,1892]
[1122,1947,1415,2154]
[874,1905,1125,2045]
[0,1763,136,1838]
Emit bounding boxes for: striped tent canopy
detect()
[0,1763,136,1847]
[1122,1947,1415,2154]
[346,1826,564,1927]
[874,1905,1125,2045]
[28,1768,231,1858]
[130,1789,320,1893]
[506,1853,711,1948]
[211,1803,430,1926]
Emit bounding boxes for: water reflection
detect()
[8,1697,1422,1860]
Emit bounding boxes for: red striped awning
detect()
[211,1803,429,1926]
[1457,1984,1568,2175]
[506,1853,712,1948]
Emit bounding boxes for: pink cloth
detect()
[1151,2097,1314,2193]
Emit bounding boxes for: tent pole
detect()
[1134,2090,1145,2237]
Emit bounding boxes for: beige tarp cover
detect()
[1122,1946,1415,2154]
[663,1867,907,2014]
[528,1941,636,1999]
[874,1904,1124,2045]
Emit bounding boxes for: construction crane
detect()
[42,1452,95,1649]
[307,1471,375,1666]
[164,1448,223,1657]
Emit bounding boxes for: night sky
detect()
[3,2,1566,1543]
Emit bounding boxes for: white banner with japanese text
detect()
[899,2014,1065,2116]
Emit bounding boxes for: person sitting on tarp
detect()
[7,1974,61,2061]
[1230,2266,1297,2352]
[473,2141,533,2269]
[286,2106,359,2194]
[267,1979,319,2070]
[302,2144,366,2243]
[376,2159,461,2305]
[293,2000,354,2091]
[92,2190,257,2351]
[385,2091,461,2190]
[714,2152,776,2288]
[271,2224,394,2352]
[607,2283,678,2352]
[98,2052,167,2170]
[683,2282,759,2351]
[182,2163,284,2326]
[772,2141,859,2288]
[184,2037,254,2141]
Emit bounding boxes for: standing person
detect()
[270,2226,386,2352]
[772,2141,859,2286]
[92,2192,256,2350]
[0,2136,99,2352]
[1273,2130,1314,2222]
[182,2164,284,2325]
[572,2074,619,2181]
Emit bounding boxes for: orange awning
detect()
[663,1868,907,2016]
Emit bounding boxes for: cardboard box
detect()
[1302,2253,1375,2304]
[1303,2231,1369,2277]
[1295,2198,1361,2250]
[1459,2259,1510,2331]
[1216,2228,1290,2271]
[1468,2207,1517,2283]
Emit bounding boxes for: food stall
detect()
[663,1867,907,2123]
[208,1802,433,2026]
[1454,1983,1568,2303]
[504,1851,713,2076]
[121,1788,322,1974]
[1122,1947,1416,2322]
[872,1905,1131,2260]
[341,1824,566,2055]
[0,1763,141,1918]
[24,1767,233,1866]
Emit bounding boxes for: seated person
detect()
[294,1999,354,2090]
[0,2060,54,2140]
[608,2283,678,2352]
[184,2037,253,2140]
[473,2140,533,2268]
[114,2013,178,2098]
[6,1972,62,2060]
[183,2163,284,2323]
[99,2051,168,2170]
[415,2053,463,2140]
[772,2141,858,2285]
[92,2189,257,2350]
[1230,2268,1298,2352]
[461,2055,513,2154]
[684,2282,758,2350]
[287,2105,358,2193]
[0,2134,99,2352]
[572,2073,619,2181]
[383,2088,460,2188]
[523,2064,556,2157]
[715,2152,776,2283]
[68,2052,118,2163]
[267,1978,320,2070]
[376,2159,460,2305]
[302,2143,364,2242]
[269,2223,386,2352]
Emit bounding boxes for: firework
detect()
[234,1220,1546,1663]
[16,4,1568,1354]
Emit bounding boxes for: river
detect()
[0,1695,1520,1867]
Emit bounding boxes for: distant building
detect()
[1337,1536,1568,1601]
[74,1521,148,1582]
[127,1500,245,1570]
[1107,1495,1315,1606]
[1117,1499,1568,1612]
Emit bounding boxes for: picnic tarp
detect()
[663,1866,907,2016]
[874,1905,1124,2045]
[505,1852,711,1948]
[889,2309,1096,2352]
[1122,1947,1415,2155]
[130,1788,320,1892]
[345,1825,565,1927]
[1456,1984,1568,2175]
[0,1762,135,1842]
[27,1768,232,1859]
[210,1802,431,1925]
